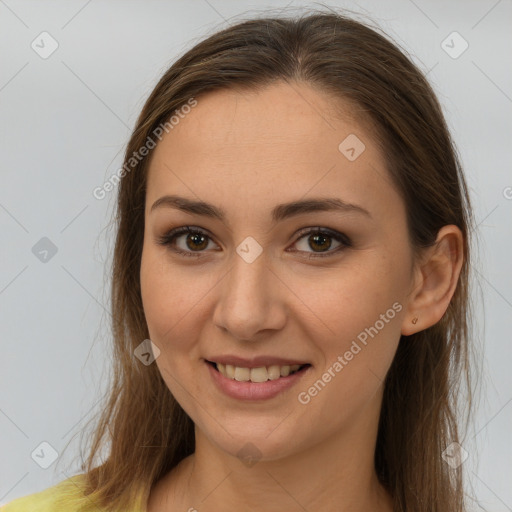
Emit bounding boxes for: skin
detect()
[140,81,463,511]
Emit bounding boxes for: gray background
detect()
[1,0,511,510]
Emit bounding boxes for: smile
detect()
[209,361,310,382]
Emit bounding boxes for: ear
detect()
[401,225,464,336]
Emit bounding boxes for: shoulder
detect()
[0,474,104,512]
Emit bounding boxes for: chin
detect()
[197,419,310,464]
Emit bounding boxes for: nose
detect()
[212,251,287,341]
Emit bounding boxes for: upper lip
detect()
[206,355,311,369]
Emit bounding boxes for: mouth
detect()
[206,360,311,383]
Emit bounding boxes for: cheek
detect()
[140,248,204,399]
[140,246,216,348]
[140,247,187,343]
[312,260,403,339]
[297,284,402,435]
[303,252,406,389]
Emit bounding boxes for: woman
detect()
[2,8,476,512]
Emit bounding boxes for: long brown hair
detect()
[61,7,476,511]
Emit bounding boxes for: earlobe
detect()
[401,315,420,336]
[400,225,464,336]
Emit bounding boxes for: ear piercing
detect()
[412,317,418,324]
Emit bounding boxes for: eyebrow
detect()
[150,194,372,223]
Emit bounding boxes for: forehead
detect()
[145,81,401,224]
[153,81,371,159]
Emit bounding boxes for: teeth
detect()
[214,362,305,382]
[267,365,281,380]
[250,367,268,383]
[225,364,235,379]
[234,366,250,381]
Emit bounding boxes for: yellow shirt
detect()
[0,474,145,512]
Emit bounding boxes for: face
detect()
[140,81,415,461]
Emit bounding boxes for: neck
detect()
[148,389,393,512]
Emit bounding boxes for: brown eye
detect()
[157,226,351,259]
[185,232,209,251]
[306,233,333,252]
[291,228,351,258]
[157,226,216,257]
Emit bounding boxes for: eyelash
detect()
[156,226,352,259]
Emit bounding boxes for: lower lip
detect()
[206,361,311,401]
